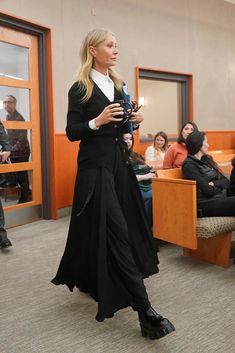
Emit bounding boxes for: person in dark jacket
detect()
[0,121,12,248]
[51,28,175,339]
[123,133,155,227]
[182,131,235,217]
[227,157,235,197]
[3,95,31,203]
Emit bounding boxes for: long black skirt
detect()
[52,149,159,321]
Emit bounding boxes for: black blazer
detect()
[66,81,131,171]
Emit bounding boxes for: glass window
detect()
[139,79,182,139]
[0,41,29,80]
[0,86,30,121]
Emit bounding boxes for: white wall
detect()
[1,0,235,132]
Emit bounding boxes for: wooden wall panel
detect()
[54,130,235,213]
[206,131,235,150]
[54,133,79,210]
[134,131,235,157]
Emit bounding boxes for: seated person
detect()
[182,131,235,217]
[123,133,155,227]
[145,131,168,169]
[163,121,198,169]
[227,157,235,197]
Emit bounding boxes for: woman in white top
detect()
[145,131,168,169]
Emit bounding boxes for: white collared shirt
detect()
[90,68,114,102]
[88,69,115,130]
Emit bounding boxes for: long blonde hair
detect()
[76,28,123,102]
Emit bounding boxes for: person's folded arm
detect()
[213,174,230,190]
[183,162,222,196]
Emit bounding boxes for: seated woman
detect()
[163,121,198,169]
[227,157,235,197]
[182,131,235,217]
[145,131,168,169]
[123,133,155,226]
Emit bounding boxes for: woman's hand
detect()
[137,172,155,182]
[129,110,144,124]
[0,151,11,163]
[94,103,124,128]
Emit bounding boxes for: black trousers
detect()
[198,196,235,217]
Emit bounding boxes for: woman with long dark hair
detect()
[163,121,198,169]
[123,133,155,227]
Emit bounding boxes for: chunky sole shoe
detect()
[138,307,175,340]
[140,317,175,340]
[0,238,12,248]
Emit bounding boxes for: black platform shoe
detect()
[0,235,12,249]
[138,307,175,340]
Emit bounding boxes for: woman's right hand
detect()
[94,103,124,128]
[137,172,156,182]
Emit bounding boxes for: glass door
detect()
[0,26,42,226]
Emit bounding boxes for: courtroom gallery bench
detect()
[152,168,235,267]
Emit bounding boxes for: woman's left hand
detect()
[129,111,144,124]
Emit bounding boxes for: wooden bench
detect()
[152,168,235,267]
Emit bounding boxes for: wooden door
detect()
[0,25,42,226]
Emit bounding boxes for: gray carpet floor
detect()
[0,217,234,353]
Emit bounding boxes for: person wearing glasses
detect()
[0,120,12,248]
[52,29,175,340]
[3,95,31,203]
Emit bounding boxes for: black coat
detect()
[182,155,230,203]
[227,167,235,196]
[52,81,159,322]
[66,81,131,170]
[6,110,30,162]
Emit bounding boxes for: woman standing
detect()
[51,29,174,339]
[163,121,198,169]
[145,131,168,169]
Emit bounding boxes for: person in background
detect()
[51,28,175,340]
[227,157,235,197]
[0,120,12,248]
[163,121,198,169]
[123,133,155,227]
[145,131,168,169]
[182,131,235,217]
[3,95,31,203]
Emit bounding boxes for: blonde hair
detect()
[76,28,123,102]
